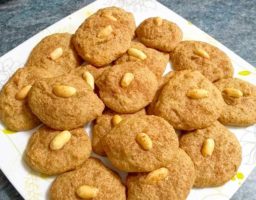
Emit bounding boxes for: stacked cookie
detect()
[0,6,255,200]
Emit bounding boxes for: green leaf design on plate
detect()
[2,129,16,134]
[238,70,251,76]
[231,172,244,182]
[236,172,244,180]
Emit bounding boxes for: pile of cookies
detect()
[0,6,255,200]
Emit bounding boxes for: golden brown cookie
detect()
[96,62,158,113]
[115,41,169,79]
[171,41,233,82]
[50,158,126,200]
[127,149,195,200]
[73,7,134,67]
[136,17,183,52]
[92,109,146,156]
[214,78,256,126]
[25,126,91,175]
[103,115,179,172]
[152,70,224,130]
[26,33,81,74]
[28,74,104,130]
[0,67,54,131]
[180,121,242,187]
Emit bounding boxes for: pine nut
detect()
[97,25,113,38]
[223,88,243,98]
[50,47,63,60]
[76,185,99,199]
[186,89,209,99]
[111,115,122,126]
[120,72,134,88]
[53,85,77,98]
[128,48,147,60]
[82,71,94,90]
[146,167,169,184]
[201,138,215,157]
[50,130,71,150]
[136,133,153,151]
[194,48,210,59]
[15,85,32,100]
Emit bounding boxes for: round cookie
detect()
[26,33,81,74]
[73,9,133,67]
[103,115,179,172]
[94,6,136,36]
[0,67,54,131]
[152,70,224,130]
[136,17,183,52]
[115,41,169,79]
[92,109,146,156]
[180,121,242,187]
[214,78,256,126]
[50,158,126,200]
[127,149,195,200]
[28,74,104,130]
[171,41,233,82]
[25,126,91,175]
[96,62,158,113]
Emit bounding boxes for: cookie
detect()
[152,70,224,130]
[28,74,104,130]
[96,62,158,113]
[25,126,91,175]
[136,17,182,52]
[26,33,81,74]
[50,158,125,200]
[180,121,242,187]
[214,78,256,126]
[115,41,169,79]
[0,67,54,131]
[127,149,195,200]
[92,109,146,156]
[103,115,179,172]
[95,6,136,36]
[73,8,134,67]
[171,41,233,82]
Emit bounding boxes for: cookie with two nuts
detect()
[28,73,104,130]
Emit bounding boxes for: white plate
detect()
[0,0,255,199]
